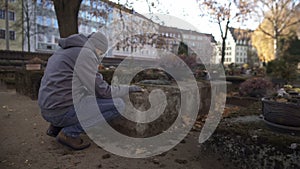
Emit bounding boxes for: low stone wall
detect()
[15,70,43,100]
[0,69,16,88]
[14,69,174,100]
[14,68,216,138]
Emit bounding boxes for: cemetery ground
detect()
[0,82,299,169]
[0,85,233,169]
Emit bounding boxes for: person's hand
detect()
[129,85,143,92]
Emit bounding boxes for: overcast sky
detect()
[110,0,259,41]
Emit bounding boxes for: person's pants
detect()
[42,97,125,138]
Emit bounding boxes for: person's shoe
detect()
[46,124,62,137]
[56,131,91,150]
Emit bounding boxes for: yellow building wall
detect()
[0,0,23,51]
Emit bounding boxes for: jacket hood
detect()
[58,34,88,49]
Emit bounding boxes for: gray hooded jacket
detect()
[38,34,129,117]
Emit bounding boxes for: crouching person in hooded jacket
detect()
[38,32,141,150]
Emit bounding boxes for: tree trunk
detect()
[26,7,30,52]
[273,37,278,59]
[273,33,281,59]
[220,20,230,66]
[27,22,30,51]
[21,0,24,52]
[53,0,82,38]
[221,37,226,66]
[5,0,9,50]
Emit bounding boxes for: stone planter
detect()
[262,97,300,131]
[110,81,216,137]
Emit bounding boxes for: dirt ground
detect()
[0,85,233,169]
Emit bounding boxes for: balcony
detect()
[37,42,58,52]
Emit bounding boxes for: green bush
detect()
[266,58,297,82]
[268,33,300,83]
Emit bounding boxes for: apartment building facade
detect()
[1,0,217,65]
[216,27,258,66]
[180,29,216,64]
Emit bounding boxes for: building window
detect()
[9,30,15,40]
[87,26,92,33]
[0,30,15,40]
[91,27,97,32]
[53,20,58,28]
[37,0,43,6]
[0,10,5,19]
[0,29,5,39]
[47,35,52,43]
[8,11,15,21]
[46,17,52,26]
[79,24,87,33]
[37,16,44,25]
[41,1,53,10]
[82,0,89,5]
[54,37,59,43]
[38,34,45,42]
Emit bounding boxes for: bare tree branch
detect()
[197,0,251,65]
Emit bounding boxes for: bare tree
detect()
[51,0,137,38]
[20,0,36,52]
[51,0,161,38]
[251,0,300,59]
[10,0,55,52]
[197,0,252,66]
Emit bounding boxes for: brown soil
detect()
[0,86,234,169]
